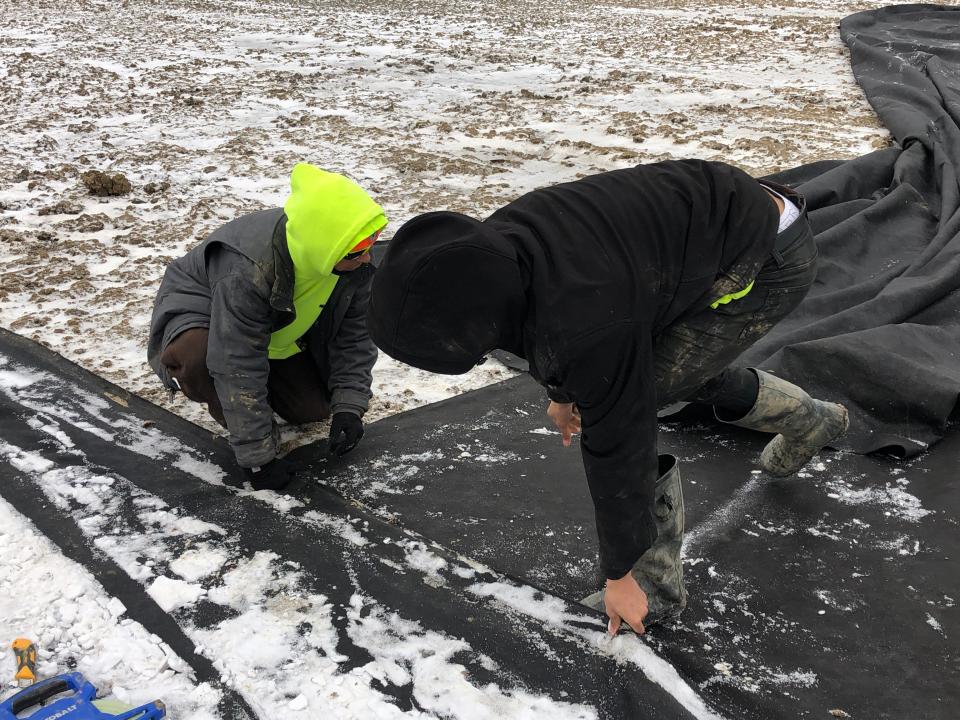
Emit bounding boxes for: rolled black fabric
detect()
[742,4,960,456]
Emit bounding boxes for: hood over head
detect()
[284,162,387,278]
[368,211,527,374]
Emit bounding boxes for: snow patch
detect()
[925,613,945,636]
[824,477,931,521]
[302,511,369,547]
[347,593,597,720]
[403,541,449,583]
[170,548,229,583]
[148,576,206,612]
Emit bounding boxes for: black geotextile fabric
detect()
[745,4,960,457]
[3,336,957,719]
[0,329,701,720]
[302,374,960,720]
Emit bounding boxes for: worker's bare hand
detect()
[604,573,648,635]
[547,401,581,447]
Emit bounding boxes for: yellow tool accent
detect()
[92,698,136,714]
[12,638,37,686]
[710,280,755,309]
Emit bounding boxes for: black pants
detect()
[654,182,818,411]
[159,328,331,427]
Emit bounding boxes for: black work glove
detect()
[328,412,364,457]
[245,457,297,491]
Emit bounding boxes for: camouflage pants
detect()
[654,184,818,411]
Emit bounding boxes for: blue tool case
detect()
[0,672,165,720]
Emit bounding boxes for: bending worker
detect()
[366,159,848,635]
[148,163,386,490]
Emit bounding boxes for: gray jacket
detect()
[147,208,377,467]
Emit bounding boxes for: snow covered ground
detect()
[0,0,945,716]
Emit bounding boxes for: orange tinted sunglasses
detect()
[343,229,382,260]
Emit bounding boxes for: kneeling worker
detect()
[148,163,386,490]
[366,159,848,635]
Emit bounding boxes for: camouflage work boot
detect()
[722,369,849,477]
[582,454,687,628]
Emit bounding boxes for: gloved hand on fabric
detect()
[245,457,297,491]
[328,412,364,456]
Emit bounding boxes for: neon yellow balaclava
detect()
[268,163,387,359]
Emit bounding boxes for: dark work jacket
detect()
[148,208,377,468]
[368,160,779,578]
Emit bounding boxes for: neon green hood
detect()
[268,163,387,359]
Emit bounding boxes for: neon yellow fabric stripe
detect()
[710,280,755,310]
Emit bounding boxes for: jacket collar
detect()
[270,215,296,313]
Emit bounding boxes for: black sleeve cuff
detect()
[596,501,657,581]
[547,385,574,404]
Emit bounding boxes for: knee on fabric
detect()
[692,367,759,420]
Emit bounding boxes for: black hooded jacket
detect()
[368,160,779,578]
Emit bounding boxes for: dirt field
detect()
[0,0,900,435]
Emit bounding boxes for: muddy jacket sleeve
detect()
[205,250,278,468]
[326,270,377,417]
[563,325,660,579]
